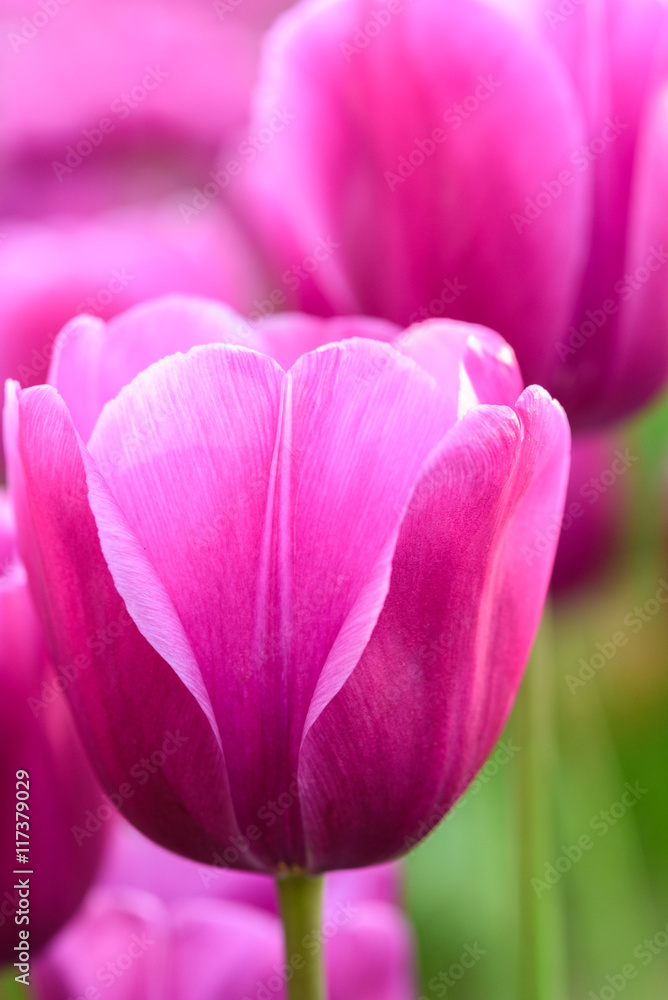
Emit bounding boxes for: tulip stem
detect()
[515,603,567,1000]
[277,873,326,1000]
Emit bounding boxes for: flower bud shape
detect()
[4,295,570,873]
[0,492,106,964]
[239,0,668,428]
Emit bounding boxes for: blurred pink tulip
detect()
[5,296,570,874]
[0,492,106,964]
[551,433,628,594]
[98,818,403,915]
[33,883,416,1000]
[0,0,295,218]
[239,0,668,428]
[0,205,267,468]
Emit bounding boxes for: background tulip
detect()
[239,0,668,428]
[0,208,266,392]
[33,881,416,1000]
[551,433,628,594]
[0,0,296,219]
[0,491,106,965]
[5,297,570,876]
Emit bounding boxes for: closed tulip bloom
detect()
[33,884,416,1000]
[5,296,570,874]
[0,492,106,964]
[240,0,668,428]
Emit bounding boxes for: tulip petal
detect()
[396,318,524,417]
[300,386,570,869]
[241,0,589,387]
[49,295,263,442]
[7,382,245,866]
[328,902,417,1000]
[255,312,401,370]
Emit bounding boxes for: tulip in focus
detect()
[240,0,668,428]
[4,295,570,881]
[0,491,106,966]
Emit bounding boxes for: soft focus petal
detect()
[300,386,570,869]
[0,205,267,393]
[241,0,589,388]
[0,0,260,217]
[606,61,668,421]
[551,432,627,594]
[0,495,105,961]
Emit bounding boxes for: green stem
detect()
[277,873,326,1000]
[515,604,567,1000]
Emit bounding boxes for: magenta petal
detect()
[395,318,524,417]
[607,57,668,420]
[328,902,416,1000]
[300,386,570,869]
[86,341,452,868]
[49,295,263,443]
[241,0,589,387]
[8,382,246,867]
[255,312,401,370]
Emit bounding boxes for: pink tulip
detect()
[239,0,668,428]
[99,818,402,915]
[0,0,294,218]
[0,491,106,965]
[33,883,416,1000]
[0,205,267,468]
[551,433,628,594]
[5,295,570,873]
